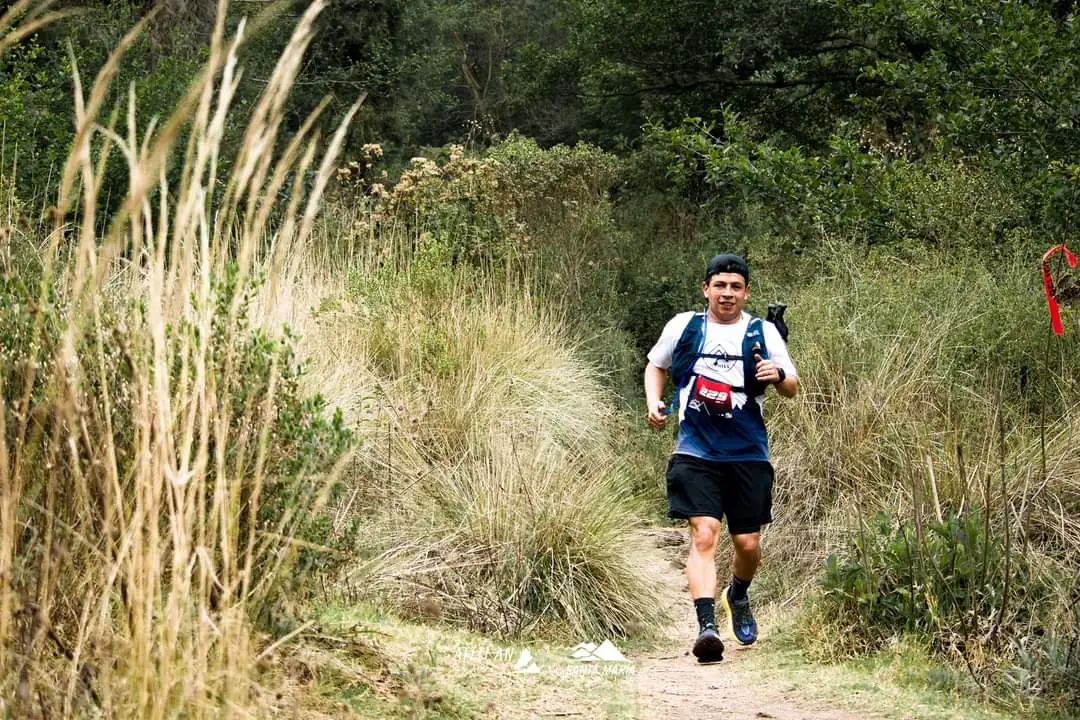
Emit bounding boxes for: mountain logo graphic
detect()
[568,640,629,663]
[513,648,541,673]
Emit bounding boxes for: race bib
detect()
[688,376,733,417]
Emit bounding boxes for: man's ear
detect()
[702,281,710,298]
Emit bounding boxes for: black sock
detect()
[694,597,716,631]
[730,575,752,600]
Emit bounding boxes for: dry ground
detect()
[286,528,1013,719]
[624,528,867,720]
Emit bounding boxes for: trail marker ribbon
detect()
[1042,243,1077,335]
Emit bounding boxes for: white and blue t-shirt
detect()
[647,311,797,462]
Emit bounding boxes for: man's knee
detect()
[731,532,760,557]
[689,517,722,554]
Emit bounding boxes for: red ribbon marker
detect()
[1042,243,1078,335]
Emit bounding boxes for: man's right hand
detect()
[647,399,668,429]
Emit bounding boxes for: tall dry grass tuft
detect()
[765,249,1076,583]
[276,139,664,643]
[0,1,357,715]
[761,245,1080,708]
[298,270,664,640]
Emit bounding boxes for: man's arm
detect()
[775,373,799,399]
[644,362,670,429]
[754,358,799,398]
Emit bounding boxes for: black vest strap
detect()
[697,352,744,363]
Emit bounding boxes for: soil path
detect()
[627,528,868,720]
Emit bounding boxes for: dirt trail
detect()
[626,528,867,720]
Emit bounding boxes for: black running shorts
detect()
[665,454,773,535]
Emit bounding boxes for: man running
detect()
[644,254,798,662]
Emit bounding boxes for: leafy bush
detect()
[204,268,355,581]
[323,137,646,394]
[818,510,1050,656]
[487,134,621,252]
[331,137,625,289]
[0,35,72,202]
[805,509,1077,713]
[650,112,1037,262]
[0,273,350,707]
[4,246,352,633]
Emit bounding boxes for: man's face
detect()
[702,272,749,323]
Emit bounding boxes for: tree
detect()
[562,0,870,146]
[835,0,1080,228]
[392,0,573,148]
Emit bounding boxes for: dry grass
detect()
[758,245,1080,709]
[294,271,665,641]
[0,1,359,715]
[764,248,1080,582]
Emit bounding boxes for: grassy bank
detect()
[0,4,666,714]
[292,268,664,641]
[751,249,1080,714]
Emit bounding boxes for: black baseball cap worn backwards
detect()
[705,253,749,283]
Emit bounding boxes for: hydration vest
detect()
[668,310,768,419]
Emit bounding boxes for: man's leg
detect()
[719,460,772,646]
[688,516,722,597]
[722,531,761,645]
[731,531,760,581]
[688,516,724,661]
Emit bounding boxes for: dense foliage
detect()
[10,1,1080,224]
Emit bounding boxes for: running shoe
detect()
[692,623,724,662]
[721,585,758,645]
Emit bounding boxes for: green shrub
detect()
[0,35,72,203]
[1,262,353,616]
[650,113,1038,263]
[323,138,646,396]
[819,510,1048,654]
[204,269,355,583]
[806,509,1077,713]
